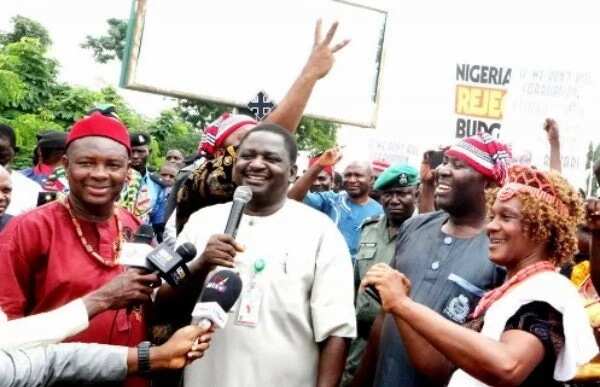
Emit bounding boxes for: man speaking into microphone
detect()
[164,124,356,387]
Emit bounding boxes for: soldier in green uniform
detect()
[342,164,420,386]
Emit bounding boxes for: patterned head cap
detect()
[445,133,512,186]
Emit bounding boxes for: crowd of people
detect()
[1,20,600,387]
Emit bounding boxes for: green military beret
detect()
[374,164,420,191]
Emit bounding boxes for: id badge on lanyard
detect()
[236,258,266,327]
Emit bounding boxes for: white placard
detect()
[121,0,388,127]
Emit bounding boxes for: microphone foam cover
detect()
[200,269,243,312]
[176,242,197,262]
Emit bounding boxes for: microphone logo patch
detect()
[206,276,229,293]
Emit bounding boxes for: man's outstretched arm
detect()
[288,147,341,201]
[265,19,350,132]
[1,325,212,387]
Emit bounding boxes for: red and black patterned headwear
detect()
[445,133,512,185]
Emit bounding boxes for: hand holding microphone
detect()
[145,324,214,369]
[198,234,244,270]
[189,187,249,330]
[196,186,252,272]
[82,271,161,318]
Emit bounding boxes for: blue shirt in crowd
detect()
[141,172,168,226]
[304,191,383,259]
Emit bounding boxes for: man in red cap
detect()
[0,112,160,387]
[308,153,335,192]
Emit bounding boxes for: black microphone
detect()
[191,269,243,329]
[120,226,197,286]
[224,186,253,238]
[146,242,197,287]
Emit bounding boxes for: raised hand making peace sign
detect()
[302,19,351,81]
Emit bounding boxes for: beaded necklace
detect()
[62,197,123,267]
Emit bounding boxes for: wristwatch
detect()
[137,340,152,374]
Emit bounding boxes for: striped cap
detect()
[445,133,512,186]
[371,159,391,174]
[199,113,257,155]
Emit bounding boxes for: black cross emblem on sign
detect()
[247,91,275,120]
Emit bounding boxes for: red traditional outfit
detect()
[0,112,151,387]
[0,201,148,386]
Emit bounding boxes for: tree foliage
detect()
[148,109,192,142]
[0,17,151,169]
[98,87,147,131]
[147,109,201,166]
[4,114,62,168]
[0,36,61,168]
[0,15,52,50]
[81,18,127,63]
[46,85,102,126]
[1,38,58,114]
[296,117,337,152]
[0,69,25,108]
[175,99,230,132]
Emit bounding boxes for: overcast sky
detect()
[3,0,600,186]
[1,0,173,116]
